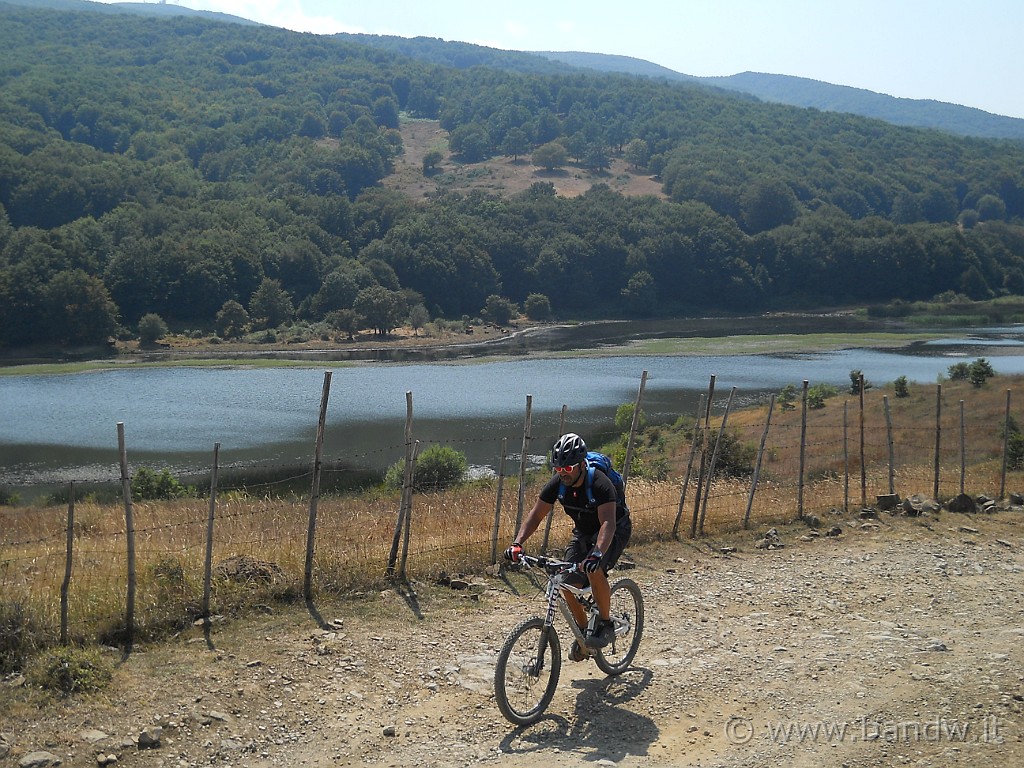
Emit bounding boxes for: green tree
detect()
[215,300,249,340]
[624,138,650,170]
[621,270,657,316]
[354,285,406,335]
[43,269,119,345]
[969,358,995,387]
[327,308,360,340]
[408,303,430,336]
[422,149,444,174]
[249,278,294,330]
[947,362,971,380]
[524,293,552,320]
[532,141,567,171]
[894,375,910,398]
[502,127,530,161]
[480,294,517,326]
[137,313,168,346]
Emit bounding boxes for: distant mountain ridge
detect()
[4,0,1021,140]
[535,51,1024,141]
[0,0,259,26]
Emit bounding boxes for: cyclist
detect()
[505,432,632,660]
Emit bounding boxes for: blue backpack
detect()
[558,451,625,507]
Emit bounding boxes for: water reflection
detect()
[3,321,1024,495]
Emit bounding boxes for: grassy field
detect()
[4,371,1023,675]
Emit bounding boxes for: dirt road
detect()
[3,510,1023,767]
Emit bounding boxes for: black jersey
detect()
[539,470,626,535]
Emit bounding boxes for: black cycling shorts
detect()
[564,514,632,573]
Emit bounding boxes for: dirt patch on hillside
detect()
[386,118,667,201]
[3,510,1023,767]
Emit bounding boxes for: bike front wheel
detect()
[595,578,644,675]
[494,616,562,726]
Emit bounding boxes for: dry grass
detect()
[4,375,1023,668]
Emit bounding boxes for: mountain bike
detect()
[494,554,644,726]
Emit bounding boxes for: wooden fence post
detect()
[387,391,414,577]
[514,395,533,534]
[672,395,704,539]
[1001,389,1011,499]
[843,401,850,513]
[398,440,421,580]
[621,370,648,488]
[859,373,866,509]
[202,443,220,628]
[699,386,736,535]
[304,372,332,600]
[491,437,508,564]
[934,385,942,500]
[743,394,775,530]
[540,405,568,552]
[959,399,966,496]
[60,482,74,646]
[883,395,895,495]
[798,380,808,521]
[690,375,716,538]
[117,422,135,652]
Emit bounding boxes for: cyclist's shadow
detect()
[498,666,658,762]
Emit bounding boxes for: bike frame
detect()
[525,555,598,665]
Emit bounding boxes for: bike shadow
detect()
[498,666,658,761]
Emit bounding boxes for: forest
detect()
[1,3,1024,349]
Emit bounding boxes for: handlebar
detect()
[517,554,579,574]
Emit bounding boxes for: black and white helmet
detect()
[551,432,587,468]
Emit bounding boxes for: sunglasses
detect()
[553,464,577,474]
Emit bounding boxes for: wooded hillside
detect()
[1,3,1023,350]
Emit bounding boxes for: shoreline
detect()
[2,313,1023,376]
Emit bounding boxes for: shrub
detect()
[947,362,971,380]
[524,293,552,320]
[894,376,910,398]
[385,445,468,491]
[0,485,19,506]
[26,646,113,694]
[130,467,193,500]
[0,600,41,674]
[969,358,995,387]
[137,313,168,346]
[807,383,839,409]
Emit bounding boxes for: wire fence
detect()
[2,370,1022,662]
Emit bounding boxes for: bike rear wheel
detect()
[595,578,644,675]
[494,616,562,726]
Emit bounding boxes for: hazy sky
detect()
[103,0,1023,119]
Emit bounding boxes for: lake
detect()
[3,320,1024,495]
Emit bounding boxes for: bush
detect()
[385,445,468,491]
[137,313,168,346]
[807,383,839,409]
[130,467,193,500]
[894,376,910,398]
[947,361,971,380]
[524,293,552,320]
[26,646,113,694]
[1,600,41,674]
[969,358,995,387]
[0,485,19,506]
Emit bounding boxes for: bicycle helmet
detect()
[551,432,587,468]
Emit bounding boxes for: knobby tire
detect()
[594,578,644,675]
[494,616,562,726]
